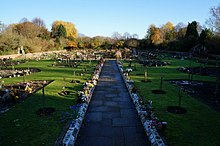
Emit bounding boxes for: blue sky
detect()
[0,0,219,38]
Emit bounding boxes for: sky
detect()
[0,0,219,38]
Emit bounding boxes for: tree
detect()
[150,28,163,45]
[196,22,203,35]
[115,40,124,48]
[51,21,77,38]
[124,38,139,48]
[54,24,67,48]
[112,32,122,40]
[38,27,50,40]
[32,17,46,28]
[76,36,92,49]
[77,40,84,49]
[131,33,139,39]
[175,22,187,40]
[31,17,50,40]
[14,22,41,38]
[65,41,78,50]
[90,36,103,49]
[0,19,54,53]
[139,38,148,49]
[19,17,29,23]
[161,21,175,42]
[0,21,6,33]
[206,4,220,32]
[185,21,199,38]
[56,24,67,38]
[182,21,200,51]
[146,24,156,39]
[123,32,131,40]
[101,37,115,49]
[205,35,220,54]
[146,24,163,45]
[0,25,23,53]
[199,28,213,45]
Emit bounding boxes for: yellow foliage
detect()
[162,21,174,31]
[52,21,78,38]
[116,40,124,48]
[66,41,78,48]
[151,28,163,45]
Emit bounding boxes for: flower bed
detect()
[0,80,52,114]
[117,60,167,146]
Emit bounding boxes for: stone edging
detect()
[117,60,166,146]
[62,60,104,146]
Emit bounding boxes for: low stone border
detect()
[117,60,166,146]
[62,102,89,146]
[62,60,104,146]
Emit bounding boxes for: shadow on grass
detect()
[152,89,166,94]
[0,91,78,146]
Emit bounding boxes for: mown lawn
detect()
[124,58,220,146]
[0,59,97,146]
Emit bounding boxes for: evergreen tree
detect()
[56,24,67,38]
[199,28,213,45]
[182,21,200,51]
[185,21,199,38]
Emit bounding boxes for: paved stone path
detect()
[75,60,150,146]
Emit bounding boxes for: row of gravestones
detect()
[62,60,104,146]
[117,60,166,146]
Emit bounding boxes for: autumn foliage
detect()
[51,21,78,39]
[65,41,78,50]
[1,3,220,55]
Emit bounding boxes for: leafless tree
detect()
[206,4,220,32]
[112,32,122,40]
[19,17,29,23]
[32,17,46,28]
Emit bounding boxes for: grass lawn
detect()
[0,59,97,146]
[124,58,220,146]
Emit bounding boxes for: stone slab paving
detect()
[75,60,150,146]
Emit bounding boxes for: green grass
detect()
[124,59,220,146]
[0,59,97,146]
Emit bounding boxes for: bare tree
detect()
[132,33,139,39]
[112,32,122,40]
[19,17,29,23]
[175,22,187,39]
[206,4,220,32]
[0,21,6,32]
[32,17,46,28]
[123,32,131,40]
[175,22,186,32]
